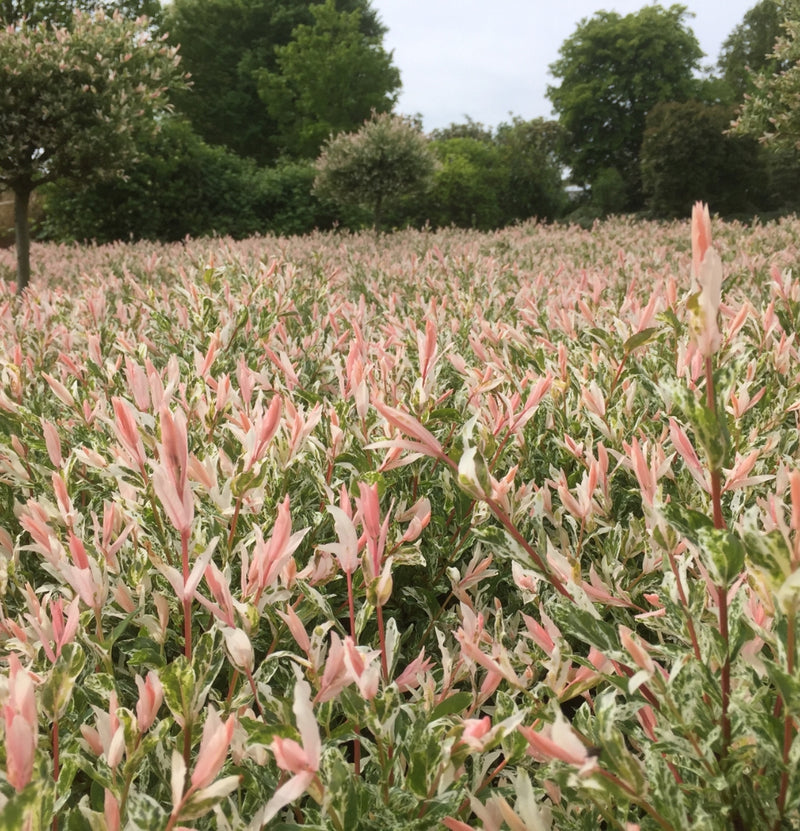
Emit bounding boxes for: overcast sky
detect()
[371,0,761,132]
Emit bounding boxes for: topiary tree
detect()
[0,9,185,291]
[314,111,436,231]
[733,0,800,149]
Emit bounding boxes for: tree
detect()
[427,137,504,229]
[641,100,764,217]
[1,0,161,27]
[314,112,435,231]
[0,10,184,290]
[42,117,266,243]
[257,0,400,159]
[164,0,385,163]
[733,1,800,148]
[718,0,786,101]
[547,4,702,210]
[494,117,567,222]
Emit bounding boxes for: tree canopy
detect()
[164,0,387,163]
[547,3,702,210]
[314,112,435,231]
[0,9,184,289]
[733,0,800,149]
[0,0,160,26]
[257,0,400,159]
[718,0,786,101]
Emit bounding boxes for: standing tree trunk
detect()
[14,186,31,294]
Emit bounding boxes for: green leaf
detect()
[125,791,168,830]
[623,326,660,352]
[160,655,195,726]
[696,526,746,586]
[40,642,86,720]
[431,691,474,721]
[0,782,49,831]
[744,529,793,583]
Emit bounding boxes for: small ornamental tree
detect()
[733,1,800,149]
[0,10,184,291]
[314,111,435,231]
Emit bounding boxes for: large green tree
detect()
[0,10,184,291]
[547,4,702,210]
[0,0,160,26]
[641,100,764,217]
[733,1,800,148]
[257,0,400,159]
[718,0,786,101]
[164,0,386,163]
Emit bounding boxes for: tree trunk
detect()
[14,187,31,294]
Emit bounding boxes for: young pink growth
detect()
[372,400,453,467]
[342,636,381,700]
[41,418,62,468]
[190,707,236,790]
[135,670,163,732]
[689,201,723,357]
[619,625,656,674]
[315,632,352,703]
[458,716,492,750]
[627,438,657,508]
[158,405,189,494]
[152,464,194,534]
[355,482,390,582]
[668,417,709,493]
[395,647,433,692]
[245,496,308,600]
[104,789,121,831]
[24,590,80,663]
[3,654,37,792]
[318,504,359,574]
[442,819,475,831]
[243,396,282,470]
[397,497,431,543]
[81,692,125,770]
[198,561,237,627]
[790,468,800,535]
[277,604,311,657]
[111,397,146,474]
[519,711,597,774]
[254,678,321,826]
[222,626,254,673]
[124,358,151,411]
[52,472,76,528]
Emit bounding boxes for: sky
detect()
[371,0,761,132]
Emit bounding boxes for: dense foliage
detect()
[547,4,703,210]
[734,0,800,148]
[314,112,436,230]
[1,214,800,829]
[256,0,400,160]
[0,8,184,290]
[163,0,387,164]
[641,101,764,217]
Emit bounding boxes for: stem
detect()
[718,584,731,760]
[346,571,356,638]
[377,604,388,681]
[51,718,60,831]
[13,187,31,294]
[181,529,192,660]
[485,495,572,600]
[227,496,243,550]
[775,614,796,826]
[666,547,702,662]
